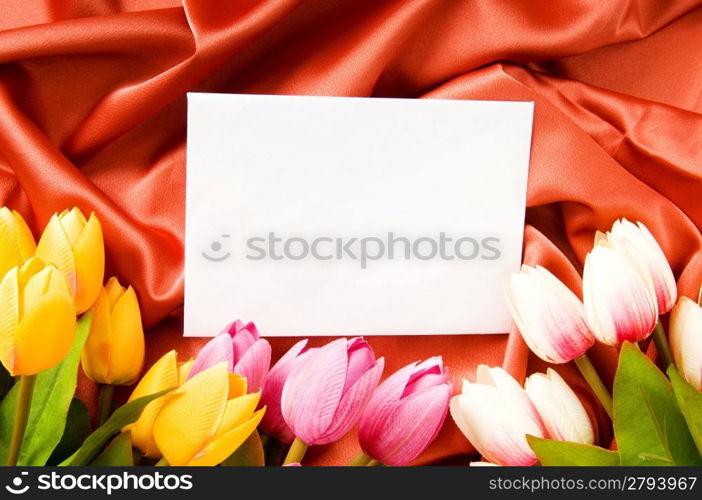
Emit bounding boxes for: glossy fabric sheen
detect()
[1,0,701,465]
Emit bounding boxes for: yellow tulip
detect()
[0,257,76,375]
[35,207,104,314]
[122,350,181,458]
[81,277,145,385]
[0,207,36,278]
[153,363,265,466]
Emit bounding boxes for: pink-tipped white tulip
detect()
[525,368,594,444]
[190,320,271,392]
[599,219,677,314]
[259,340,316,443]
[506,265,595,363]
[449,366,546,466]
[670,297,702,390]
[470,461,500,466]
[358,357,451,465]
[281,337,384,445]
[583,245,658,345]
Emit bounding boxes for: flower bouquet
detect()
[1,207,700,466]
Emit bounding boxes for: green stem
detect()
[347,452,373,466]
[5,375,36,466]
[97,384,115,427]
[652,320,674,369]
[366,459,383,466]
[155,457,169,466]
[283,437,308,465]
[574,354,613,419]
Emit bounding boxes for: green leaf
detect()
[90,432,134,466]
[668,366,702,458]
[221,430,265,466]
[0,364,14,401]
[61,390,169,466]
[0,313,92,465]
[614,342,701,466]
[46,398,91,465]
[526,435,619,466]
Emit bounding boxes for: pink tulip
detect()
[670,297,702,390]
[450,366,545,466]
[190,320,271,392]
[598,219,677,314]
[358,357,451,465]
[259,340,316,443]
[506,265,595,363]
[583,245,658,345]
[281,337,384,446]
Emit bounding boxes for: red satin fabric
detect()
[1,0,701,465]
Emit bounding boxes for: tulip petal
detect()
[0,209,35,277]
[178,360,194,384]
[20,266,53,314]
[507,266,594,363]
[59,208,87,244]
[227,372,248,399]
[128,394,177,458]
[71,213,104,313]
[610,220,677,313]
[316,358,384,445]
[229,322,259,359]
[402,357,447,396]
[81,287,112,383]
[0,212,21,277]
[35,214,77,294]
[232,338,271,393]
[14,289,76,375]
[583,246,658,345]
[281,338,349,444]
[129,350,179,400]
[106,286,145,385]
[11,211,35,260]
[276,340,309,368]
[525,370,594,444]
[486,366,546,434]
[364,384,450,465]
[451,368,545,466]
[213,392,260,440]
[189,333,233,379]
[343,337,376,393]
[670,297,702,390]
[125,351,179,458]
[358,362,418,444]
[450,388,540,466]
[104,277,126,309]
[0,267,19,373]
[259,341,312,443]
[153,363,229,466]
[188,409,265,466]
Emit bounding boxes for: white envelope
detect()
[185,93,533,336]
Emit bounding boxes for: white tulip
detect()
[525,368,594,444]
[450,366,545,466]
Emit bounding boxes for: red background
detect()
[1,0,701,465]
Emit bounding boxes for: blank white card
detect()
[185,93,533,336]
